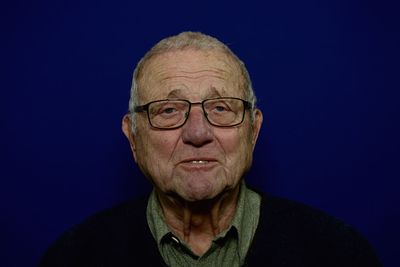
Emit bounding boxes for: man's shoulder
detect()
[260,194,360,243]
[248,193,381,266]
[39,195,163,266]
[62,196,149,239]
[261,194,348,228]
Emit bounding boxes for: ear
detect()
[122,114,138,162]
[251,108,263,148]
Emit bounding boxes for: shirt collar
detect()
[146,181,261,261]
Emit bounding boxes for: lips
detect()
[178,158,218,169]
[180,158,217,164]
[187,160,209,164]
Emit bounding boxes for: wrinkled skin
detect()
[122,48,262,255]
[123,49,262,202]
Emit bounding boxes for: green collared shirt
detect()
[146,182,261,267]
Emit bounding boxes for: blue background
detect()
[1,0,399,266]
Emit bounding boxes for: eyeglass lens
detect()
[147,98,245,129]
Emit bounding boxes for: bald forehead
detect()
[140,48,241,75]
[136,49,245,102]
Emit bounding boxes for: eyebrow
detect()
[166,89,183,99]
[166,87,227,99]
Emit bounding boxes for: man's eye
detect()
[213,105,230,113]
[162,107,176,114]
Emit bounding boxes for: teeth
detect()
[191,160,208,164]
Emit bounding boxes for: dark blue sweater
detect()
[39,194,381,266]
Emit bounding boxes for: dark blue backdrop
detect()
[1,0,399,266]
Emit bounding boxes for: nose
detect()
[181,106,213,147]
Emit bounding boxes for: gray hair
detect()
[128,31,257,132]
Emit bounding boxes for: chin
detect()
[182,191,217,202]
[177,180,222,202]
[182,180,237,203]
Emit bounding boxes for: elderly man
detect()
[40,32,380,266]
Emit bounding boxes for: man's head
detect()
[122,31,263,202]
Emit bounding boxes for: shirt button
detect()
[171,235,180,244]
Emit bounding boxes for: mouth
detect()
[179,158,218,169]
[181,157,217,163]
[187,160,210,164]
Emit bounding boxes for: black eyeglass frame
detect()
[133,97,253,130]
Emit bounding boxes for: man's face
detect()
[123,49,262,202]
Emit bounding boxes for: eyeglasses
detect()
[134,97,252,130]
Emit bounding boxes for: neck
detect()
[156,185,241,256]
